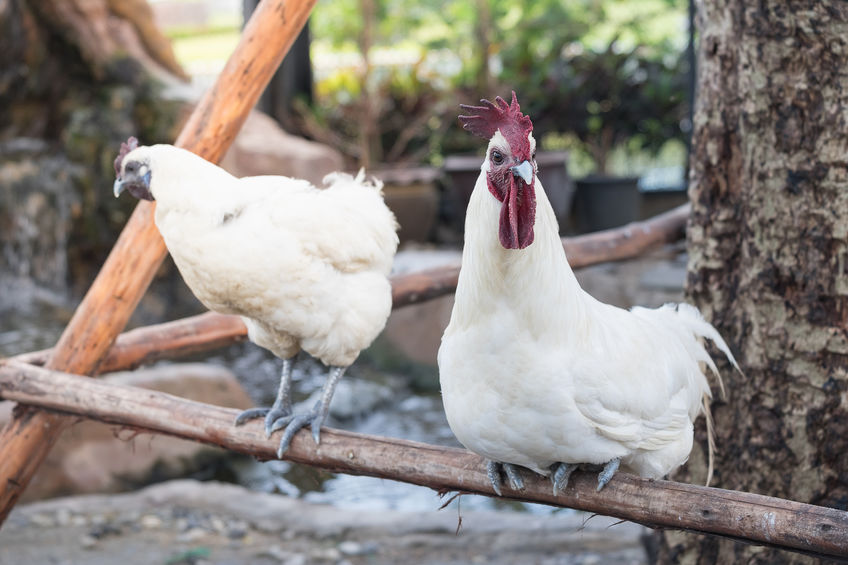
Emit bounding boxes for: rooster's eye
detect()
[491,150,504,165]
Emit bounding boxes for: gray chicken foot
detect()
[233,356,296,437]
[486,461,525,496]
[596,457,620,491]
[550,462,578,495]
[271,365,347,458]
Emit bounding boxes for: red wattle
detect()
[497,177,535,249]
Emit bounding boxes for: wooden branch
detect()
[565,203,689,269]
[391,203,691,306]
[1,359,846,560]
[12,312,246,373]
[0,0,317,525]
[12,205,690,372]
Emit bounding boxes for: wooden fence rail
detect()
[1,359,846,560]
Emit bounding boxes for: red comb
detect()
[458,91,533,140]
[114,136,139,177]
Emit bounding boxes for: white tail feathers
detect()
[673,302,742,398]
[671,302,743,486]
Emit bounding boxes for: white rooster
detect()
[438,93,740,495]
[113,138,398,456]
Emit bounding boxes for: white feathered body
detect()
[143,145,398,367]
[439,166,736,479]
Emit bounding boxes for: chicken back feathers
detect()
[439,95,739,486]
[116,144,398,368]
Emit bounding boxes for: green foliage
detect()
[517,39,689,173]
[307,61,455,165]
[306,0,689,168]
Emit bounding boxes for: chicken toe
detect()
[233,357,295,437]
[233,405,293,438]
[275,403,323,457]
[596,458,621,491]
[486,461,525,496]
[273,365,347,457]
[550,462,578,494]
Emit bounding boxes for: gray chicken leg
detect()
[234,356,296,436]
[269,365,347,457]
[596,457,620,491]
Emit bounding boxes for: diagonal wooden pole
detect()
[0,0,317,525]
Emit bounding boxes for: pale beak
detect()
[113,178,125,198]
[510,160,534,184]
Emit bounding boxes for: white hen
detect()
[438,94,739,494]
[113,138,398,456]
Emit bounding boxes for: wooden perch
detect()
[13,204,690,372]
[0,359,846,560]
[0,0,318,524]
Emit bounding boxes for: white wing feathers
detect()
[148,148,398,368]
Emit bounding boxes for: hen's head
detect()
[113,137,155,201]
[460,92,536,249]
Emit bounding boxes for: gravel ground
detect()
[0,480,650,565]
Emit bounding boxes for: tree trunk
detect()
[660,1,848,563]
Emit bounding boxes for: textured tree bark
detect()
[660,1,848,563]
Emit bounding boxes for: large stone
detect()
[0,150,81,290]
[381,249,461,367]
[220,110,345,186]
[0,363,252,502]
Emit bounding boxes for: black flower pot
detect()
[573,174,640,233]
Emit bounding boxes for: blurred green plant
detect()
[303,0,688,170]
[519,39,689,174]
[297,62,454,167]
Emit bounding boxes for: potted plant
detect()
[529,41,689,232]
[293,64,452,245]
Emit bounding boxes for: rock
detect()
[220,111,345,186]
[0,364,253,503]
[380,249,462,367]
[0,154,81,290]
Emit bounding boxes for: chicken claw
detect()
[596,458,620,491]
[274,400,323,457]
[550,462,578,495]
[233,357,295,437]
[486,461,525,496]
[233,405,292,437]
[271,365,347,458]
